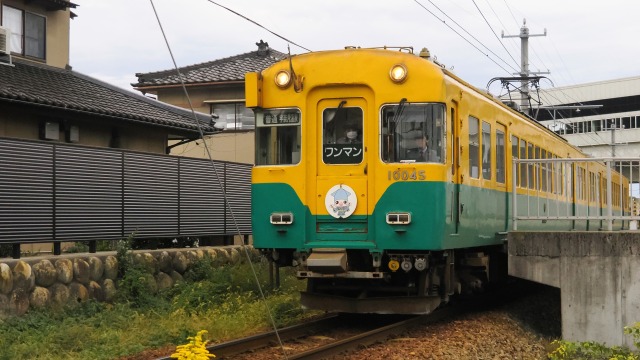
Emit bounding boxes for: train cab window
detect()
[482,121,491,180]
[322,106,363,164]
[468,116,480,178]
[254,108,302,166]
[496,127,505,184]
[381,103,444,164]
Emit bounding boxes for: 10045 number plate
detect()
[388,169,426,181]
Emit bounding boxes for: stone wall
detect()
[0,246,255,317]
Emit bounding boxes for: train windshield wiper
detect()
[390,98,408,131]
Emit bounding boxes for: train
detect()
[244,47,629,314]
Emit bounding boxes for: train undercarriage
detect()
[265,246,508,314]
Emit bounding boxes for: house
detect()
[133,40,286,163]
[0,0,215,153]
[0,0,235,256]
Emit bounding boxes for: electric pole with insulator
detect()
[502,19,548,115]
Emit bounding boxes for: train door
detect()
[450,102,460,234]
[314,98,370,243]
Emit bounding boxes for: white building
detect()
[534,76,640,158]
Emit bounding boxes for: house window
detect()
[209,102,254,130]
[2,5,46,59]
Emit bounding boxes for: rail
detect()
[511,157,640,231]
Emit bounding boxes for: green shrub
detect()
[548,323,640,360]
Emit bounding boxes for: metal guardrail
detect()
[512,157,640,231]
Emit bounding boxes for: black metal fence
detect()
[0,137,251,246]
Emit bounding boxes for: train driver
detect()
[337,125,362,144]
[406,134,437,162]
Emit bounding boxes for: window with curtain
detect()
[1,5,46,59]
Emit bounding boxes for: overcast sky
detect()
[69,0,640,95]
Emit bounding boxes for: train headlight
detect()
[275,70,292,88]
[270,212,293,224]
[389,64,408,83]
[386,212,411,224]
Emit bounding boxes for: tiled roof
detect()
[134,45,286,88]
[0,59,214,134]
[40,0,77,11]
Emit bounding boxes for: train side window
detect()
[511,135,519,187]
[552,154,558,194]
[576,167,584,201]
[527,143,534,189]
[541,149,547,192]
[589,172,596,202]
[468,116,479,178]
[549,153,555,194]
[534,146,540,190]
[496,127,505,184]
[254,108,302,166]
[519,139,527,188]
[481,121,491,180]
[381,103,445,164]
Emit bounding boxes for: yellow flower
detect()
[170,330,216,360]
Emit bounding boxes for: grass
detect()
[0,256,317,360]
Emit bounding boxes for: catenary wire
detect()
[471,0,519,69]
[482,0,520,57]
[414,0,518,75]
[148,1,289,358]
[204,0,311,52]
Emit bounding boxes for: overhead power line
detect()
[205,0,312,52]
[413,0,518,75]
[471,0,519,69]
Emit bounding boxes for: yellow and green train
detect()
[245,47,629,314]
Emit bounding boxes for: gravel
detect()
[336,282,561,360]
[123,280,561,359]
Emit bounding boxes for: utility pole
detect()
[502,19,548,114]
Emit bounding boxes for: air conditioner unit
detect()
[0,26,10,55]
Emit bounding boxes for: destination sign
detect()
[263,112,300,125]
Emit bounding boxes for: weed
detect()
[0,255,317,359]
[548,323,640,359]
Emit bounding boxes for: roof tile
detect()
[0,59,214,134]
[134,45,286,87]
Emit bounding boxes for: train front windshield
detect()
[381,103,445,163]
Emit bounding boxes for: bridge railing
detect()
[511,157,640,231]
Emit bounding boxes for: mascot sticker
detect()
[325,184,357,218]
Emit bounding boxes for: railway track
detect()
[155,307,459,360]
[282,310,456,360]
[155,314,341,360]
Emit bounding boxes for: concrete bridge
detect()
[508,231,640,349]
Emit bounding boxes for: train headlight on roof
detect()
[389,64,408,83]
[275,70,292,88]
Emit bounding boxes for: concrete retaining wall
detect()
[0,246,256,317]
[509,232,640,349]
